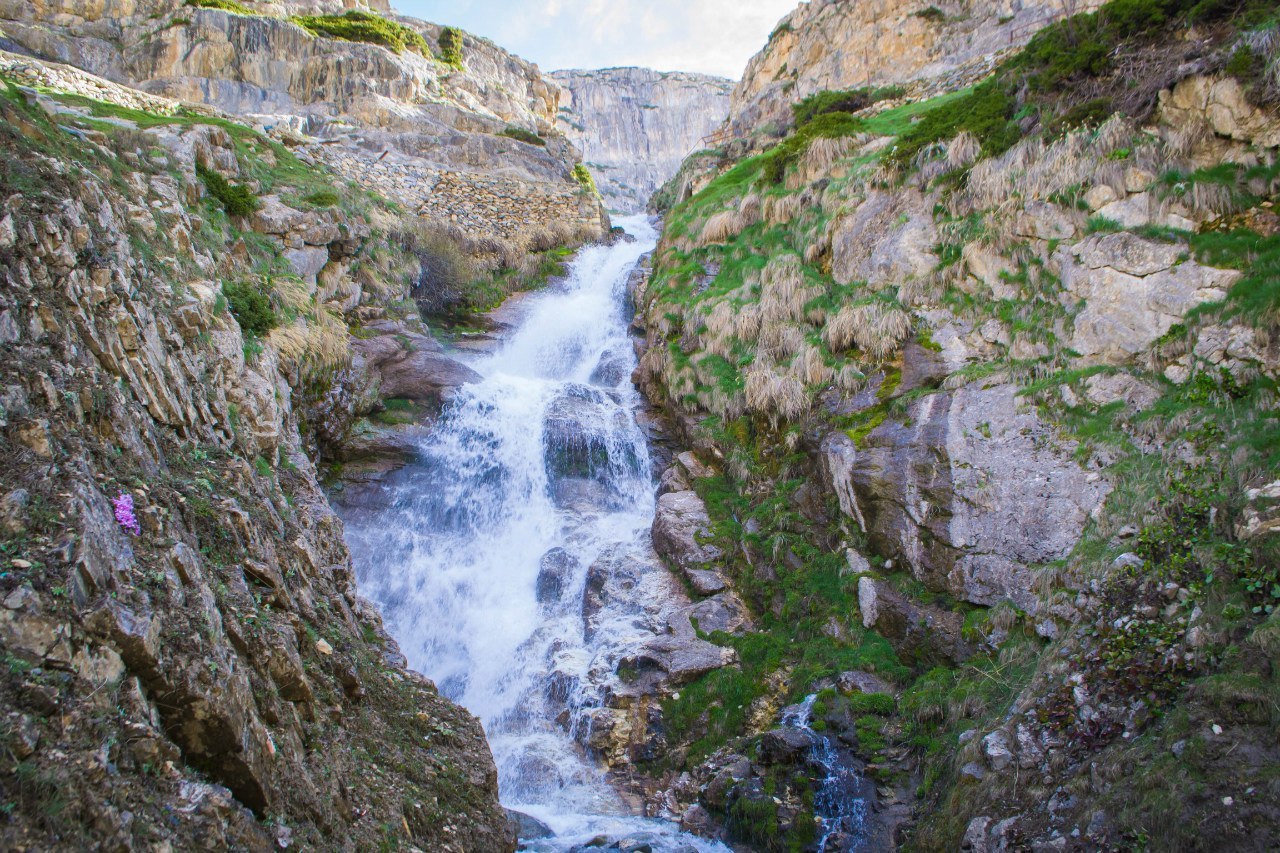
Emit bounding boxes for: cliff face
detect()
[636,1,1280,849]
[0,0,609,249]
[729,0,1108,138]
[552,67,732,211]
[0,47,527,851]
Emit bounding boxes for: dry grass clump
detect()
[745,367,809,424]
[833,363,868,394]
[757,321,807,363]
[268,276,352,381]
[696,193,762,246]
[947,131,982,170]
[758,256,819,326]
[789,344,834,386]
[800,136,855,181]
[824,302,913,361]
[763,192,805,226]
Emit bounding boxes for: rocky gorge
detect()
[1,0,1279,851]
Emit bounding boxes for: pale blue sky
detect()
[395,0,797,78]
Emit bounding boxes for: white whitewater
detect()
[342,215,727,851]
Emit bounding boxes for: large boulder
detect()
[651,490,722,572]
[1059,233,1239,365]
[824,382,1109,612]
[858,577,971,664]
[351,322,480,401]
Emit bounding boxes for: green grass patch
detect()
[499,126,546,147]
[291,10,431,55]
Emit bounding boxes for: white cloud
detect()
[396,0,797,78]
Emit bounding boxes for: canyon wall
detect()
[729,0,1109,138]
[632,1,1280,849]
[0,0,609,249]
[553,67,733,211]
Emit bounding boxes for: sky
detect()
[396,0,798,79]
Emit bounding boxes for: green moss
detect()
[291,10,431,55]
[301,189,339,208]
[187,0,255,14]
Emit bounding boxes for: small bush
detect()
[573,163,598,194]
[792,85,902,127]
[914,6,948,23]
[291,10,430,55]
[187,0,254,14]
[499,126,546,147]
[399,224,477,318]
[1046,97,1115,135]
[222,280,277,337]
[301,189,339,207]
[196,163,259,217]
[437,26,464,68]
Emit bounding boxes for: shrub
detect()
[792,85,902,127]
[1046,97,1115,135]
[196,163,259,217]
[222,280,277,337]
[914,6,948,23]
[398,224,477,318]
[572,163,598,194]
[499,126,546,146]
[290,10,430,55]
[437,26,464,68]
[187,0,254,14]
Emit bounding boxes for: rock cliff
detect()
[728,0,1108,140]
[0,45,520,852]
[553,67,732,211]
[0,0,609,249]
[634,0,1280,849]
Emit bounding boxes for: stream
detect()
[339,215,728,851]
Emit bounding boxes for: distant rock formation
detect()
[552,67,733,212]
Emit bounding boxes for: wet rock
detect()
[651,490,722,572]
[537,547,579,606]
[351,328,480,402]
[760,727,814,763]
[505,808,554,841]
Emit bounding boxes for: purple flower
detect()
[112,492,141,536]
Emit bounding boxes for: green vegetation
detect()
[301,189,340,208]
[221,279,277,337]
[290,10,431,55]
[437,26,464,68]
[186,0,254,14]
[791,85,903,128]
[889,78,1018,167]
[195,163,259,217]
[498,126,546,147]
[572,163,598,194]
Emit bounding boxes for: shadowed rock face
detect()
[823,377,1110,614]
[552,67,733,212]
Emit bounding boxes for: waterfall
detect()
[780,695,871,852]
[341,216,727,851]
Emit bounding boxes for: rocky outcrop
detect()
[824,380,1110,614]
[0,64,509,850]
[728,0,1107,138]
[553,67,733,211]
[0,1,609,248]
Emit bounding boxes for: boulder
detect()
[651,490,722,571]
[351,329,481,401]
[1062,234,1238,364]
[826,383,1108,612]
[858,577,971,664]
[536,547,579,607]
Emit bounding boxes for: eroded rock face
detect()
[1060,232,1239,364]
[728,0,1108,138]
[0,89,510,851]
[553,67,733,211]
[826,381,1109,612]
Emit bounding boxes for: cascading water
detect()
[340,215,727,851]
[780,696,871,852]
